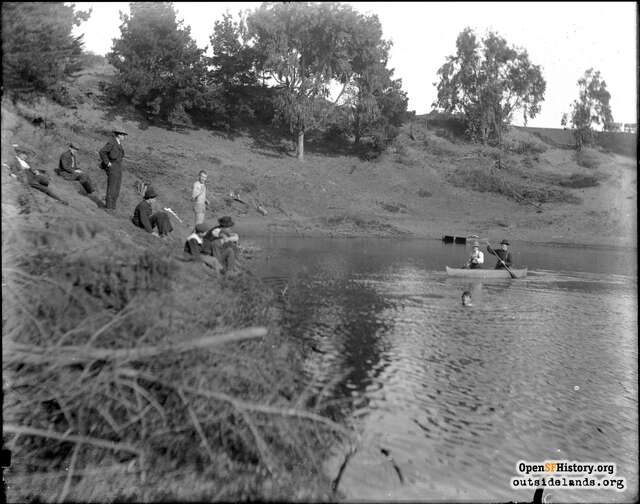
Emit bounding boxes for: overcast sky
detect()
[73,2,637,128]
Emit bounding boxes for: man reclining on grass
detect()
[6,146,68,205]
[131,186,173,238]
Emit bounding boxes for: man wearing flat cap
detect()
[99,128,127,210]
[131,185,173,237]
[57,142,96,196]
[487,239,513,269]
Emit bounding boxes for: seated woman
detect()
[131,186,173,237]
[203,216,239,274]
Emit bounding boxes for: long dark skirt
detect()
[150,211,173,235]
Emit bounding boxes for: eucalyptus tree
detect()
[434,27,546,146]
[561,68,615,150]
[247,2,393,160]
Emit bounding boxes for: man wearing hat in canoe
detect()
[99,127,127,210]
[465,241,485,269]
[131,185,173,237]
[487,239,513,269]
[57,142,96,196]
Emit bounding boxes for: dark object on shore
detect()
[442,235,467,244]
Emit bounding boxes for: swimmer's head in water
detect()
[461,291,472,306]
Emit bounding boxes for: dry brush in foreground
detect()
[2,200,353,502]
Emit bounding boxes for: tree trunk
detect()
[354,115,361,145]
[297,129,304,161]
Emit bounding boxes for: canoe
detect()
[445,266,528,278]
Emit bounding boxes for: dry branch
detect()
[4,326,268,365]
[3,424,142,457]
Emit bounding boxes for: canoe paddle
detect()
[486,242,517,279]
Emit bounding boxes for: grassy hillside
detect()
[3,60,636,247]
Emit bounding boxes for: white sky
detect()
[73,2,637,127]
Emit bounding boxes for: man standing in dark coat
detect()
[57,142,95,195]
[99,128,127,210]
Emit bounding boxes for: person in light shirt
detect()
[466,241,484,269]
[191,170,210,226]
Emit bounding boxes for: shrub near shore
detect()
[2,184,351,501]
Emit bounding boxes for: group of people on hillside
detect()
[7,127,239,275]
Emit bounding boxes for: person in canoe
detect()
[487,239,513,269]
[465,241,484,269]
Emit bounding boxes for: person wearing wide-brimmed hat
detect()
[487,239,513,269]
[131,185,173,237]
[99,127,128,210]
[465,241,484,269]
[56,142,96,196]
[203,216,239,274]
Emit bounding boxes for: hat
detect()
[144,186,158,199]
[112,128,128,136]
[195,223,210,234]
[218,216,234,228]
[472,241,480,247]
[501,239,510,245]
[69,142,80,150]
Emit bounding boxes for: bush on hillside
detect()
[503,139,547,155]
[447,167,581,204]
[574,149,600,169]
[1,3,90,102]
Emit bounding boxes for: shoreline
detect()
[236,216,638,250]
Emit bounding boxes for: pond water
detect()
[250,237,638,502]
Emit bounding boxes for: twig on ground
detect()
[58,441,81,503]
[5,326,268,365]
[3,424,142,457]
[178,389,217,466]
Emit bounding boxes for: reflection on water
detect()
[252,237,638,502]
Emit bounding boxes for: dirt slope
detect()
[2,61,636,248]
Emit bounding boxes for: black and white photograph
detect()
[2,1,637,502]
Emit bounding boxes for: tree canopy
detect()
[561,68,615,150]
[246,2,396,160]
[2,2,90,101]
[434,27,546,145]
[108,2,207,123]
